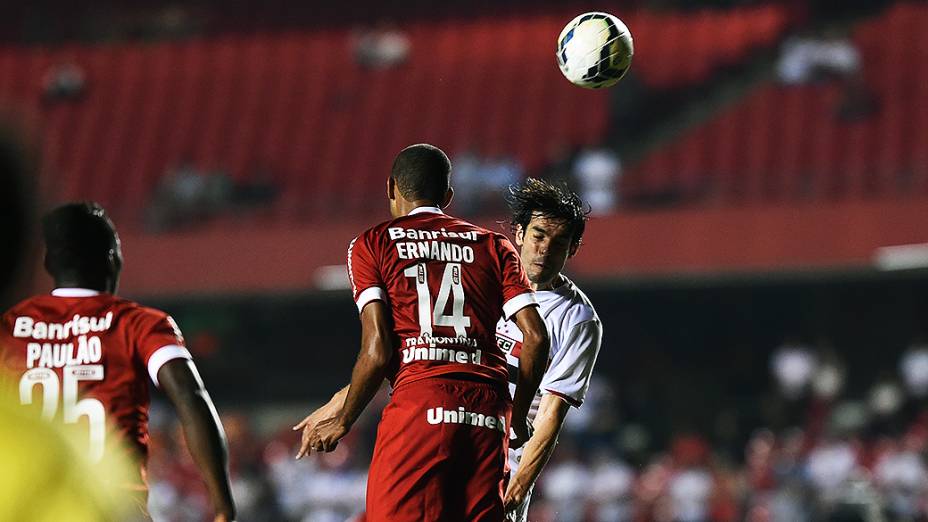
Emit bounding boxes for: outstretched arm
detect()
[510,305,550,448]
[504,393,571,512]
[305,301,393,452]
[158,359,236,521]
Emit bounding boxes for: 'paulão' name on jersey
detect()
[12,313,113,369]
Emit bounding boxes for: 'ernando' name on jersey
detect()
[388,226,478,263]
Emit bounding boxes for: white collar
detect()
[408,206,443,216]
[51,288,101,297]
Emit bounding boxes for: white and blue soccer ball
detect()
[556,12,634,89]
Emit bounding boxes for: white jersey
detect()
[496,275,602,473]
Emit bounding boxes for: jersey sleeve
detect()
[132,309,192,388]
[540,318,603,407]
[496,235,537,320]
[347,231,387,313]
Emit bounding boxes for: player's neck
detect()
[400,199,442,216]
[532,273,566,292]
[54,278,113,294]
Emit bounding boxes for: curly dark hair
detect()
[507,178,589,250]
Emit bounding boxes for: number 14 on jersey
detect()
[404,262,472,337]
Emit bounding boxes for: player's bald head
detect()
[390,144,451,204]
[42,202,121,288]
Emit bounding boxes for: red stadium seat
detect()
[625,3,928,207]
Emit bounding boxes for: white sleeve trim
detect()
[502,292,538,320]
[356,287,387,313]
[148,345,193,388]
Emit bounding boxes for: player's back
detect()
[349,207,534,390]
[1,289,188,466]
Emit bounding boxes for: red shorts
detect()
[365,376,512,522]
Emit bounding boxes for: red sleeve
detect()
[496,235,537,320]
[132,308,191,387]
[347,230,387,313]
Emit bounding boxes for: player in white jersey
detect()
[292,177,600,521]
[497,178,603,522]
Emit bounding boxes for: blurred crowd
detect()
[148,340,928,522]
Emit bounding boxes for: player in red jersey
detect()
[0,202,236,521]
[295,144,550,521]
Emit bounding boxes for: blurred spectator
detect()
[449,148,483,215]
[777,29,861,85]
[900,341,928,399]
[42,61,86,102]
[147,161,233,231]
[771,339,817,399]
[868,377,904,420]
[811,350,846,401]
[668,435,713,522]
[587,447,635,521]
[480,153,522,209]
[572,147,621,215]
[354,21,410,69]
[777,27,878,121]
[449,148,524,215]
[806,435,858,503]
[873,437,928,519]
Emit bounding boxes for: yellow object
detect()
[0,387,135,522]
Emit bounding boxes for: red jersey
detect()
[347,207,536,389]
[0,288,192,466]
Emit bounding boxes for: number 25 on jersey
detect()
[19,364,106,462]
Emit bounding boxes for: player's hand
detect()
[293,404,340,459]
[213,514,235,522]
[305,416,350,454]
[504,476,530,515]
[510,418,533,450]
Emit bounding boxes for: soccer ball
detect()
[556,12,634,89]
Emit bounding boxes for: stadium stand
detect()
[0,5,787,227]
[624,2,928,206]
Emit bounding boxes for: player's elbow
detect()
[362,338,393,369]
[171,387,213,421]
[521,326,550,362]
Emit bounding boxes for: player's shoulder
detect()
[558,277,600,327]
[4,293,83,319]
[354,220,391,241]
[4,294,48,317]
[106,297,174,325]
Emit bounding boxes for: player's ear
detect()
[567,241,579,258]
[515,224,525,246]
[439,187,453,209]
[386,177,396,201]
[42,250,53,278]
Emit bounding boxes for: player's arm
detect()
[158,359,236,521]
[510,305,549,448]
[504,393,570,511]
[306,301,393,452]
